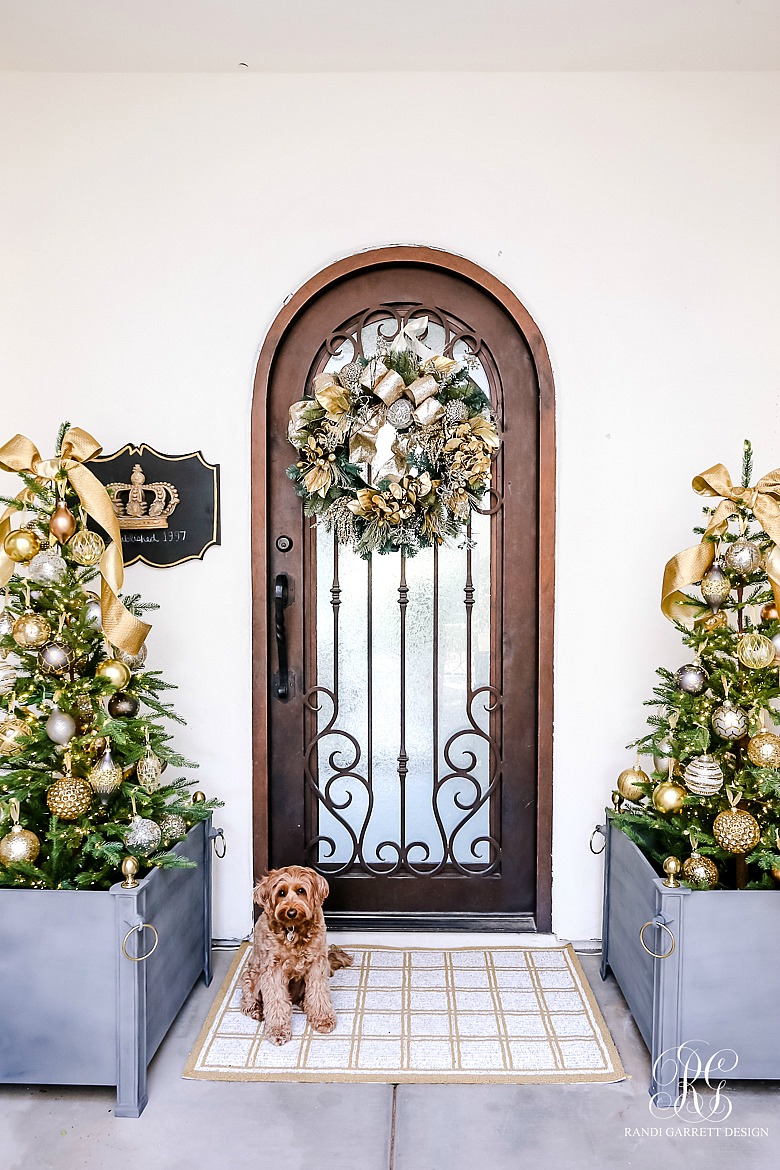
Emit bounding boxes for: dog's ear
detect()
[253,872,275,909]
[314,873,329,905]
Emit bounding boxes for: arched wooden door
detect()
[252,247,555,930]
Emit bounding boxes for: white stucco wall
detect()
[1,71,778,939]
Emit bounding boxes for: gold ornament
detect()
[46,774,92,820]
[761,601,779,623]
[700,610,728,632]
[87,746,123,803]
[662,856,682,887]
[95,658,131,689]
[49,501,78,543]
[650,786,687,814]
[737,632,776,669]
[137,748,162,793]
[652,781,686,813]
[712,807,761,855]
[746,730,780,769]
[616,765,649,802]
[682,852,719,888]
[2,528,42,564]
[69,528,105,566]
[0,717,28,756]
[0,800,40,865]
[12,611,51,649]
[192,791,206,803]
[159,812,188,845]
[121,856,139,888]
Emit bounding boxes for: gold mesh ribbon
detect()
[661,462,780,627]
[0,428,150,654]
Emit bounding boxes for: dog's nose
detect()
[286,908,297,919]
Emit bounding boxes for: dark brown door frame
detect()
[251,245,556,931]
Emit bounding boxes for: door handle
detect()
[274,573,292,700]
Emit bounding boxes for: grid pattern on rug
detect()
[184,945,624,1084]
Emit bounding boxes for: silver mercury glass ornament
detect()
[711,699,748,741]
[116,642,148,671]
[87,745,123,804]
[27,549,67,585]
[674,662,709,695]
[125,813,162,855]
[700,562,730,613]
[724,538,762,577]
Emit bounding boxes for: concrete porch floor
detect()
[0,941,776,1170]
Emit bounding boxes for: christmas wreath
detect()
[286,319,500,557]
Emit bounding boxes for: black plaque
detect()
[88,445,220,567]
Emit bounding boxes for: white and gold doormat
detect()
[184,944,625,1084]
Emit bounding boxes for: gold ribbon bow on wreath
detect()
[661,461,780,627]
[0,427,151,655]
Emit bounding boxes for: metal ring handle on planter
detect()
[589,825,606,855]
[121,922,159,962]
[639,917,676,959]
[212,827,226,859]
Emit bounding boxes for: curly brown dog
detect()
[239,865,352,1046]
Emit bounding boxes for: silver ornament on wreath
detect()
[711,699,748,742]
[445,399,469,424]
[337,362,362,392]
[27,549,67,585]
[723,538,762,577]
[39,640,75,677]
[386,399,414,430]
[675,663,708,694]
[700,562,730,612]
[683,754,724,796]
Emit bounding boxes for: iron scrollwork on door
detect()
[301,304,505,878]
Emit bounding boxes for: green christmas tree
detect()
[614,440,780,890]
[0,422,220,889]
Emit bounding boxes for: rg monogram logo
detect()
[650,1042,738,1119]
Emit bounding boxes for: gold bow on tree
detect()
[661,461,780,626]
[0,427,151,654]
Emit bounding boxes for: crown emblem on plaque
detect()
[107,464,180,530]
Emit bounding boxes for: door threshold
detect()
[325,912,537,933]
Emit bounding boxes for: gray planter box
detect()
[0,817,216,1117]
[599,811,780,1102]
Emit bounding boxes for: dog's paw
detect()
[311,1013,337,1034]
[265,1024,293,1046]
[240,1000,264,1022]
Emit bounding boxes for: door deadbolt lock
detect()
[275,535,293,553]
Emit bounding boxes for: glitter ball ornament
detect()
[115,642,147,671]
[39,640,75,677]
[713,807,761,854]
[0,662,15,696]
[107,692,140,719]
[0,717,28,755]
[724,538,762,577]
[700,563,730,612]
[682,852,719,888]
[87,746,123,803]
[737,632,776,670]
[675,663,708,694]
[45,707,76,745]
[3,528,42,564]
[617,765,649,801]
[69,528,105,566]
[95,658,131,689]
[711,700,749,741]
[683,754,724,796]
[12,611,51,648]
[137,749,162,792]
[746,730,780,769]
[28,549,67,585]
[0,822,40,866]
[386,399,414,430]
[445,399,469,424]
[48,502,77,543]
[125,814,162,855]
[159,812,188,846]
[337,362,362,392]
[46,774,92,820]
[652,781,686,813]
